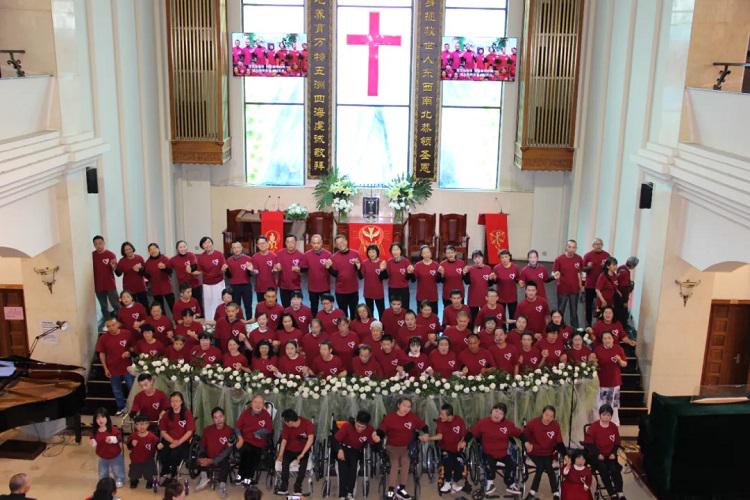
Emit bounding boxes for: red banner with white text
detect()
[478,213,510,265]
[348,223,395,259]
[260,211,285,252]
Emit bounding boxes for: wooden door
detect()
[0,287,29,357]
[701,302,750,386]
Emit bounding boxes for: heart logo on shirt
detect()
[464,338,469,344]
[417,362,424,369]
[232,329,241,336]
[478,359,487,366]
[103,258,109,265]
[178,420,187,428]
[499,427,507,434]
[364,370,373,377]
[391,359,398,366]
[609,434,615,442]
[610,356,618,363]
[546,431,555,439]
[530,357,538,364]
[554,350,561,357]
[535,305,543,312]
[132,313,139,319]
[157,326,165,332]
[429,323,436,330]
[270,314,278,321]
[482,274,490,281]
[397,320,405,327]
[145,443,152,451]
[212,259,219,266]
[399,269,406,275]
[266,260,273,267]
[330,368,338,374]
[319,259,327,265]
[574,263,580,269]
[404,422,413,430]
[509,273,516,279]
[208,356,216,362]
[612,329,620,336]
[219,436,228,445]
[429,270,436,276]
[258,420,266,428]
[149,350,158,356]
[347,341,356,349]
[452,426,461,434]
[448,360,455,367]
[119,340,127,347]
[349,258,357,265]
[292,259,299,266]
[504,353,512,360]
[359,436,368,443]
[537,272,544,279]
[298,316,306,322]
[375,269,381,275]
[295,366,304,373]
[152,402,160,410]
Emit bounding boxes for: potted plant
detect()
[313,171,358,222]
[384,175,433,223]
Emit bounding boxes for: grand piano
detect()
[0,356,86,459]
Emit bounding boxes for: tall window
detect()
[243,0,305,185]
[439,0,506,189]
[336,0,413,185]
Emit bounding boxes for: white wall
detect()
[0,0,56,76]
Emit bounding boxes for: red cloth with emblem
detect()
[436,416,467,452]
[144,255,173,296]
[476,304,505,327]
[567,345,592,364]
[330,249,361,294]
[197,250,226,286]
[386,258,410,289]
[594,344,625,387]
[591,320,625,344]
[536,337,566,365]
[374,347,408,378]
[553,253,584,295]
[380,307,406,336]
[303,248,332,293]
[466,265,493,308]
[312,355,345,377]
[285,304,312,333]
[396,325,427,350]
[191,345,222,365]
[328,331,359,371]
[135,339,165,357]
[277,354,308,376]
[215,318,246,352]
[562,465,593,500]
[159,409,196,440]
[260,211,285,253]
[299,331,329,359]
[277,249,304,291]
[360,258,385,299]
[223,352,250,369]
[173,297,201,321]
[255,301,284,331]
[492,263,520,304]
[478,213,510,266]
[226,254,253,286]
[439,258,466,301]
[116,302,147,333]
[518,347,542,372]
[145,315,173,344]
[117,255,147,293]
[442,304,471,328]
[235,407,273,448]
[281,417,315,453]
[93,249,117,292]
[442,326,470,353]
[352,317,374,340]
[316,307,345,335]
[174,321,202,349]
[416,313,441,336]
[458,348,494,375]
[583,250,610,289]
[348,223,395,259]
[523,417,563,457]
[351,356,383,378]
[92,426,123,459]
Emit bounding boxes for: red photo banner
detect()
[348,223,395,259]
[260,211,285,252]
[478,213,510,265]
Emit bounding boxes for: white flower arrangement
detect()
[285,203,309,221]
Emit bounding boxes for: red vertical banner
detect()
[348,223,395,259]
[260,211,285,252]
[480,213,510,265]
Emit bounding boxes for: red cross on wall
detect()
[346,11,402,96]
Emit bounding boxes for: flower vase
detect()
[394,209,405,224]
[337,211,348,223]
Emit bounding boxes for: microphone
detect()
[263,195,272,211]
[276,196,281,211]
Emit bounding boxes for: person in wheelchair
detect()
[377,396,430,500]
[195,406,234,498]
[583,405,625,499]
[235,395,274,485]
[333,410,380,500]
[467,402,522,495]
[276,408,315,497]
[424,403,468,494]
[157,391,195,485]
[522,405,567,500]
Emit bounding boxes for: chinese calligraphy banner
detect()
[441,36,518,81]
[412,0,444,180]
[230,33,308,77]
[307,0,334,178]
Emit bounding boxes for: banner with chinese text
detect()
[307,0,333,178]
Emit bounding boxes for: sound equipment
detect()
[639,182,653,209]
[86,167,98,194]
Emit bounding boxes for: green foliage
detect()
[312,170,339,210]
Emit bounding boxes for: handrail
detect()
[712,61,750,90]
[0,49,26,78]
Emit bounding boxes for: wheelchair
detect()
[187,432,242,494]
[318,419,375,498]
[465,438,526,499]
[435,445,472,497]
[581,424,631,500]
[272,439,315,496]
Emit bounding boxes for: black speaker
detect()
[86,167,99,194]
[639,182,653,209]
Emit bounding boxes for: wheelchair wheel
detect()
[424,444,438,483]
[466,441,481,485]
[187,436,203,479]
[313,441,326,481]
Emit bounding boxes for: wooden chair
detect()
[438,213,470,260]
[406,213,437,261]
[305,211,334,251]
[222,209,245,256]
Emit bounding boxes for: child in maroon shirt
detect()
[90,407,126,486]
[126,415,160,488]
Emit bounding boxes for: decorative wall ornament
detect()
[33,266,59,294]
[675,279,701,307]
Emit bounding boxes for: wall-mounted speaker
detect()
[639,182,653,209]
[86,167,98,194]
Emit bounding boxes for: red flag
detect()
[481,213,510,265]
[260,211,285,253]
[348,223,395,259]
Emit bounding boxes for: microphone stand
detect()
[28,324,63,359]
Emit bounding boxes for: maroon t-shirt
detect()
[135,339,165,357]
[439,258,466,300]
[374,347,408,378]
[519,264,551,300]
[567,345,592,364]
[303,249,332,293]
[330,249,361,294]
[250,355,277,376]
[583,250,610,289]
[428,349,459,378]
[518,347,542,372]
[165,345,189,362]
[470,417,521,458]
[278,354,308,375]
[516,298,550,334]
[442,326,470,353]
[248,328,276,348]
[351,356,383,378]
[191,345,222,365]
[250,251,278,292]
[235,408,273,448]
[200,424,234,459]
[173,297,201,321]
[436,416,466,452]
[277,250,304,290]
[523,417,562,457]
[145,315,173,344]
[492,263,520,303]
[116,302,147,333]
[299,331,329,359]
[466,265,493,307]
[536,338,565,365]
[93,426,122,459]
[380,308,406,336]
[595,272,619,308]
[329,331,359,370]
[223,352,250,369]
[584,420,621,455]
[131,389,169,421]
[405,352,430,377]
[214,318,245,352]
[592,320,625,344]
[379,411,426,447]
[170,252,200,288]
[311,355,345,377]
[281,417,315,453]
[127,431,159,463]
[226,254,253,286]
[92,249,117,292]
[255,301,284,331]
[174,321,202,349]
[386,258,410,289]
[553,254,584,295]
[458,348,494,375]
[594,344,625,387]
[144,255,173,296]
[285,305,313,333]
[414,260,439,302]
[96,330,133,376]
[351,318,374,340]
[360,259,385,300]
[214,303,245,322]
[197,251,225,286]
[117,255,147,293]
[315,308,345,335]
[159,409,196,441]
[396,325,427,350]
[490,343,520,373]
[335,422,375,450]
[416,313,440,336]
[442,304,471,328]
[276,328,304,350]
[476,304,505,327]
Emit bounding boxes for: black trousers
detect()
[129,459,156,482]
[337,447,363,496]
[469,306,480,326]
[309,290,329,317]
[389,287,410,311]
[279,449,310,492]
[152,294,175,318]
[191,286,203,314]
[239,443,265,480]
[231,283,254,319]
[365,297,386,318]
[529,455,557,493]
[591,456,623,495]
[335,292,359,319]
[501,302,517,322]
[280,289,296,308]
[133,291,150,310]
[198,449,231,483]
[441,450,464,483]
[255,291,266,304]
[585,288,597,326]
[158,441,190,477]
[483,453,514,486]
